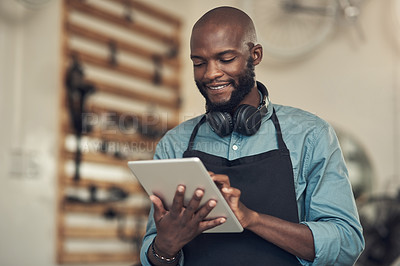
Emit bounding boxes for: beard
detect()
[196,56,255,113]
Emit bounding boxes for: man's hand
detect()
[150,184,226,258]
[209,172,315,261]
[209,172,257,229]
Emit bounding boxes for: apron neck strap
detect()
[186,108,287,151]
[187,115,206,151]
[271,108,288,151]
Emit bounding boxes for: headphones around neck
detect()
[206,82,269,137]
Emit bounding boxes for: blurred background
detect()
[0,0,399,265]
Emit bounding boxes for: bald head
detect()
[191,6,257,47]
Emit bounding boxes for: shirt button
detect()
[232,145,238,151]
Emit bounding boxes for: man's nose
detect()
[204,61,223,81]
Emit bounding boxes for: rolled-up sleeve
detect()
[140,205,156,266]
[298,124,365,265]
[140,137,186,266]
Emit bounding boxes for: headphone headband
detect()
[255,81,269,117]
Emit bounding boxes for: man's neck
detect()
[237,84,260,108]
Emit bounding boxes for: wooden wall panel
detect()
[56,0,181,264]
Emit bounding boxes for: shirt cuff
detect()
[299,221,340,266]
[140,235,155,266]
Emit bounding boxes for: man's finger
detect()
[150,195,166,222]
[195,199,218,221]
[198,217,226,233]
[221,187,241,207]
[228,188,241,206]
[211,174,230,188]
[183,189,204,219]
[170,185,185,217]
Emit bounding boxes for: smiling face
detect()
[195,56,255,113]
[190,7,263,113]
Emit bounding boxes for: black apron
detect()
[182,109,300,266]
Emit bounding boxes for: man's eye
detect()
[193,62,204,67]
[220,57,236,63]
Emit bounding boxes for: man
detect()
[140,6,364,266]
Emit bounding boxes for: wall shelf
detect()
[56,0,181,264]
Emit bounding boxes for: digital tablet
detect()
[127,157,243,233]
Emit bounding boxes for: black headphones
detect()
[206,82,269,137]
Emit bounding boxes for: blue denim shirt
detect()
[140,102,365,266]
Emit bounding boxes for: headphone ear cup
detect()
[206,111,233,137]
[233,105,262,136]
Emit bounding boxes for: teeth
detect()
[208,84,229,90]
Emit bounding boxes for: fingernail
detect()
[209,200,216,207]
[195,189,203,197]
[178,185,184,192]
[222,187,229,193]
[220,218,226,223]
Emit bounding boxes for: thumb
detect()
[150,195,166,221]
[228,188,241,207]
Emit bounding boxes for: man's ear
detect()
[251,44,263,66]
